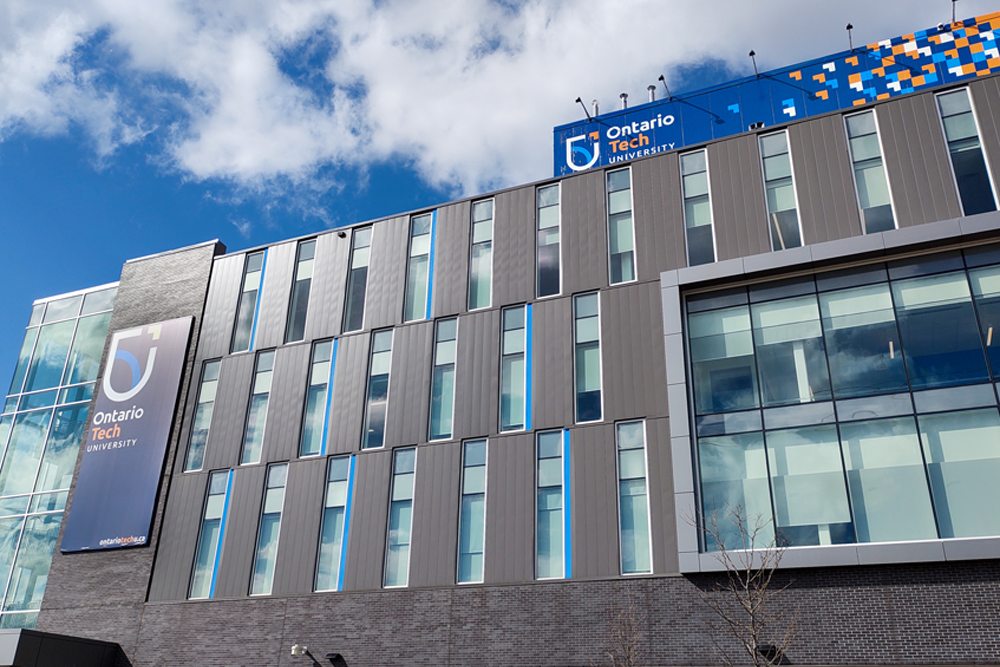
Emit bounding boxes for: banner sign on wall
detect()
[61,316,193,552]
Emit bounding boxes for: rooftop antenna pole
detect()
[846,23,854,51]
[658,74,672,100]
[648,85,657,102]
[952,0,958,26]
[620,92,629,110]
[575,97,592,122]
[749,50,759,77]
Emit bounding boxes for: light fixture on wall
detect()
[292,644,345,666]
[337,231,347,239]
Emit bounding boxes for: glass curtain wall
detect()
[468,200,494,310]
[759,132,802,251]
[937,88,997,215]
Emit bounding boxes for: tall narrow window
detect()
[316,456,352,592]
[190,471,231,599]
[500,306,527,432]
[458,440,487,583]
[185,360,221,471]
[300,340,333,457]
[384,447,416,587]
[681,150,715,266]
[846,111,896,233]
[574,293,602,423]
[536,185,561,297]
[937,88,998,215]
[429,318,458,441]
[241,350,275,465]
[232,251,265,353]
[285,239,316,343]
[404,213,433,322]
[343,227,372,333]
[617,421,651,574]
[362,330,393,449]
[536,431,563,579]
[606,168,636,283]
[468,200,494,310]
[250,463,287,596]
[760,132,802,250]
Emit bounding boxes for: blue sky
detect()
[0,0,995,388]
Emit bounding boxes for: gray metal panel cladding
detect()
[305,231,351,340]
[433,201,472,317]
[252,241,296,349]
[561,170,610,295]
[707,134,770,261]
[343,449,391,591]
[148,472,207,601]
[384,322,433,448]
[970,78,1000,204]
[203,353,256,471]
[493,186,535,307]
[366,215,408,331]
[602,282,669,423]
[260,343,310,462]
[214,465,267,598]
[199,254,246,359]
[632,153,687,278]
[530,297,573,431]
[568,423,619,579]
[788,114,863,245]
[408,442,461,587]
[876,94,962,227]
[644,417,678,574]
[453,310,500,441]
[484,434,534,584]
[271,458,326,595]
[326,333,370,455]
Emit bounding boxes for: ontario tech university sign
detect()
[553,11,1000,176]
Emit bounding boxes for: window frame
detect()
[573,292,604,424]
[757,130,804,252]
[428,317,459,442]
[188,469,232,600]
[298,339,335,458]
[534,429,566,580]
[240,350,276,465]
[605,166,638,285]
[468,198,495,311]
[342,226,373,334]
[535,183,563,299]
[844,108,899,234]
[184,359,222,472]
[614,420,653,575]
[933,86,1000,217]
[314,455,353,592]
[383,447,417,588]
[680,148,718,266]
[231,250,266,354]
[457,438,488,584]
[499,304,529,433]
[249,462,288,596]
[284,238,317,344]
[361,329,394,450]
[403,212,435,323]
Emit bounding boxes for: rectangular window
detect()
[458,439,487,583]
[232,251,265,353]
[574,293,602,423]
[404,213,433,322]
[681,150,715,266]
[190,471,231,599]
[300,340,334,457]
[536,431,563,579]
[937,88,998,215]
[343,227,372,333]
[846,111,896,233]
[362,330,393,449]
[384,447,416,587]
[536,185,561,298]
[285,239,316,343]
[468,200,494,310]
[241,350,275,465]
[617,421,651,574]
[316,456,352,592]
[250,463,287,595]
[606,169,636,283]
[185,360,221,471]
[429,318,457,441]
[760,132,802,251]
[500,306,527,432]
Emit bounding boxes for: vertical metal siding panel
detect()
[408,442,461,587]
[261,344,310,463]
[366,216,408,331]
[708,135,770,261]
[633,153,687,278]
[876,96,961,227]
[215,466,266,598]
[453,310,500,440]
[645,417,677,574]
[970,78,1000,199]
[562,171,609,295]
[385,322,433,447]
[493,186,535,306]
[148,473,206,601]
[484,434,534,583]
[433,201,471,317]
[204,354,255,471]
[531,298,573,431]
[200,255,245,359]
[570,423,618,579]
[789,115,863,244]
[253,242,296,348]
[603,283,668,423]
[343,450,391,591]
[271,458,326,595]
[305,231,351,341]
[327,334,370,455]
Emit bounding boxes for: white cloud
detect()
[0,0,995,196]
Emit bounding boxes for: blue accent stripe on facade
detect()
[248,248,268,351]
[563,428,571,579]
[337,455,356,592]
[425,210,437,321]
[320,339,338,457]
[525,304,533,432]
[209,469,234,599]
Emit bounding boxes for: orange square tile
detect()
[898,70,912,80]
[977,68,991,76]
[964,63,977,74]
[873,67,886,77]
[813,73,826,82]
[988,58,1000,68]
[790,71,802,80]
[817,90,829,100]
[849,73,862,83]
[877,93,890,100]
[893,44,906,55]
[955,37,970,48]
[853,99,867,106]
[847,56,860,66]
[972,42,985,53]
[923,64,937,73]
[946,49,959,59]
[913,75,926,86]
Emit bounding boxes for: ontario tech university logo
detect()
[565,131,601,172]
[103,324,161,403]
